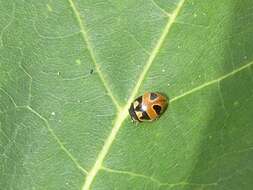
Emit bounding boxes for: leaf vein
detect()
[101,166,218,188]
[170,60,253,103]
[151,0,171,17]
[101,166,165,186]
[19,64,32,106]
[81,0,186,189]
[128,0,186,105]
[0,87,18,107]
[25,106,88,174]
[217,81,229,116]
[68,0,121,110]
[0,2,15,47]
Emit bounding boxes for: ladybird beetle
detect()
[129,92,168,122]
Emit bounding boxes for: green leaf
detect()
[1,0,253,190]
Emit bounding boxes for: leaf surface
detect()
[0,0,253,190]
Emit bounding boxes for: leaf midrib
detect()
[79,0,186,189]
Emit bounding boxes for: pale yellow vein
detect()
[0,2,15,47]
[81,0,186,189]
[19,64,32,106]
[101,166,218,188]
[0,88,17,107]
[151,0,172,17]
[170,60,253,103]
[101,166,166,186]
[68,0,120,110]
[128,0,186,106]
[25,106,88,174]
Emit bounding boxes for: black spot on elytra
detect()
[140,111,150,120]
[136,96,142,103]
[153,105,162,115]
[129,103,141,122]
[150,93,158,100]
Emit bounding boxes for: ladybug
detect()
[129,92,168,122]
